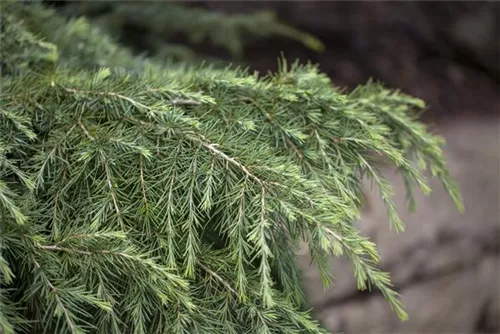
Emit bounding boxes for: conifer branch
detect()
[37,243,179,277]
[39,244,92,256]
[62,86,203,108]
[196,259,238,297]
[32,259,82,334]
[61,85,264,195]
[139,156,148,206]
[322,225,343,243]
[169,99,202,106]
[0,2,463,333]
[77,121,95,142]
[186,134,266,186]
[63,87,152,111]
[103,157,122,219]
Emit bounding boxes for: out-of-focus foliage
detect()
[59,1,324,62]
[0,11,58,74]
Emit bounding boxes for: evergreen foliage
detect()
[58,1,324,62]
[0,2,463,333]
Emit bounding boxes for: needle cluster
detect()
[0,2,462,334]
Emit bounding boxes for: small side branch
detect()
[62,87,201,108]
[323,226,343,242]
[196,259,238,297]
[32,258,80,334]
[32,259,57,292]
[78,122,95,141]
[139,156,148,206]
[285,137,304,160]
[169,99,201,106]
[186,134,265,187]
[39,244,91,255]
[38,244,143,263]
[103,157,122,218]
[64,87,152,110]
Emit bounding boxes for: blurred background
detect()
[49,1,500,333]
